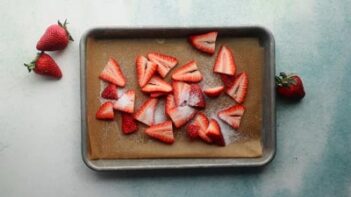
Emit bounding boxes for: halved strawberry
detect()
[226,72,248,103]
[172,60,203,82]
[121,112,138,134]
[134,98,158,126]
[99,57,126,87]
[147,52,178,78]
[188,84,206,108]
[136,55,158,87]
[96,102,114,120]
[220,74,236,89]
[141,76,172,93]
[165,94,176,116]
[144,121,174,144]
[189,112,212,143]
[113,90,135,113]
[186,124,199,140]
[172,81,191,106]
[188,31,218,55]
[101,83,118,100]
[150,92,167,98]
[168,105,197,128]
[203,86,224,97]
[205,119,225,146]
[213,45,236,76]
[217,104,245,129]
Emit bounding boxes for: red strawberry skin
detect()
[101,84,118,100]
[96,102,114,120]
[188,84,206,108]
[36,20,73,51]
[186,124,199,140]
[276,73,305,101]
[121,112,138,134]
[24,52,62,79]
[203,86,224,97]
[206,119,225,146]
[220,74,236,89]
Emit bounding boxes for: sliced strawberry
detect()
[134,98,158,126]
[99,57,126,87]
[136,55,158,87]
[168,105,197,128]
[172,81,191,106]
[96,102,114,120]
[203,86,224,97]
[220,74,236,88]
[188,31,218,55]
[205,119,225,146]
[217,104,245,129]
[189,112,212,143]
[226,72,248,103]
[101,83,118,100]
[188,84,206,108]
[150,92,167,98]
[213,45,236,76]
[186,124,200,140]
[141,76,172,93]
[144,121,174,144]
[113,90,135,113]
[121,112,138,134]
[165,94,176,116]
[172,60,203,82]
[147,52,178,78]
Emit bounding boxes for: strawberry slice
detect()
[144,121,174,144]
[168,105,197,128]
[96,102,114,120]
[134,98,158,126]
[172,81,191,106]
[188,31,218,55]
[136,55,158,87]
[220,74,236,89]
[147,52,178,78]
[150,92,167,98]
[101,83,118,100]
[121,112,138,134]
[99,57,126,87]
[141,76,172,93]
[213,45,236,76]
[189,112,212,143]
[205,119,225,146]
[113,90,135,113]
[203,86,224,97]
[186,124,200,140]
[188,84,206,108]
[165,94,176,116]
[172,60,203,83]
[226,72,248,103]
[217,104,245,129]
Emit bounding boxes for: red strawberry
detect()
[150,92,167,98]
[189,112,212,143]
[276,72,305,101]
[134,98,158,126]
[188,84,206,108]
[147,52,178,78]
[121,112,138,134]
[188,31,218,55]
[220,74,236,89]
[172,81,191,106]
[226,72,248,103]
[24,52,62,79]
[96,102,114,120]
[99,58,126,87]
[136,56,158,87]
[165,94,176,116]
[203,86,224,97]
[172,60,203,82]
[168,105,197,128]
[186,124,200,140]
[217,104,245,129]
[36,20,74,51]
[113,90,135,113]
[141,76,172,93]
[205,119,225,146]
[101,84,118,100]
[145,121,174,144]
[213,45,236,76]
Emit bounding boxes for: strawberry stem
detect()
[58,19,74,41]
[24,53,41,72]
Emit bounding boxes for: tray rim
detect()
[80,26,276,171]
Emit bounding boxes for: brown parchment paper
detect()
[86,36,264,160]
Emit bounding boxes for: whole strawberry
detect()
[24,52,62,79]
[275,72,305,101]
[36,20,74,51]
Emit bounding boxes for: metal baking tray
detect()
[80,26,275,170]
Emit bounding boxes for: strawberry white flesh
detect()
[113,90,135,113]
[217,104,245,129]
[136,55,158,87]
[147,52,178,78]
[168,105,197,128]
[172,60,203,83]
[99,58,126,87]
[134,98,158,126]
[226,72,248,103]
[203,86,224,97]
[189,31,218,55]
[96,102,114,120]
[188,84,206,108]
[172,81,191,106]
[145,121,174,144]
[213,45,236,76]
[141,76,173,93]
